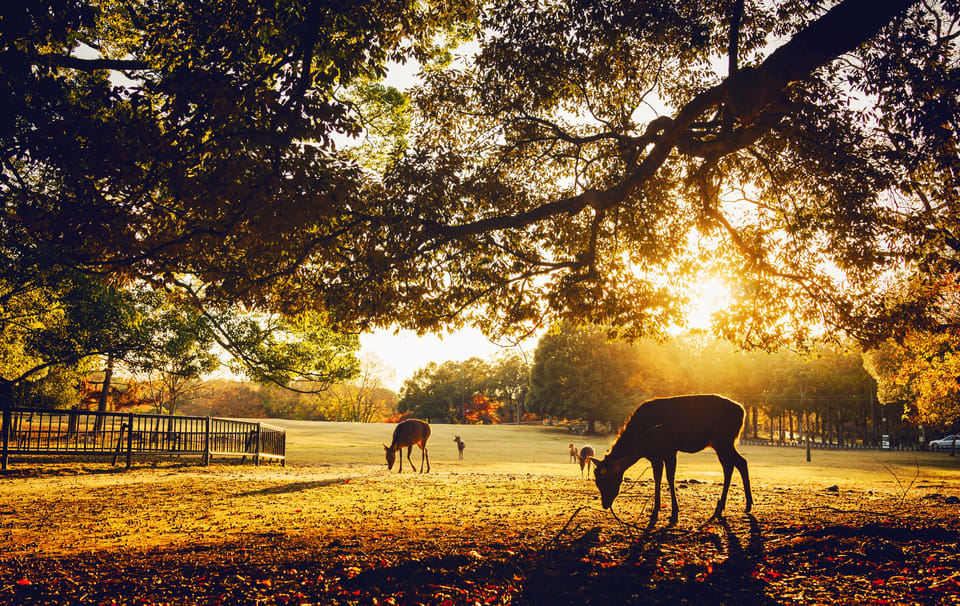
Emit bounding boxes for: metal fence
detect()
[0,408,285,470]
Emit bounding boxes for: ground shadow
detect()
[519,513,773,605]
[236,478,348,497]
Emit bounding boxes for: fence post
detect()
[1,407,10,471]
[125,413,134,468]
[255,424,262,466]
[203,417,211,466]
[112,423,128,466]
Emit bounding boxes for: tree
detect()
[124,291,220,415]
[487,352,531,423]
[332,0,959,349]
[527,322,642,432]
[1,0,474,318]
[396,358,490,422]
[866,331,960,434]
[6,0,958,357]
[329,354,397,422]
[0,269,142,406]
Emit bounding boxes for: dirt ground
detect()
[1,460,959,605]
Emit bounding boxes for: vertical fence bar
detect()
[255,424,262,466]
[125,413,134,468]
[112,423,127,466]
[1,408,10,471]
[203,417,211,466]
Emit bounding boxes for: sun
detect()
[686,277,732,331]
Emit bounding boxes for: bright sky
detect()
[359,277,730,392]
[359,327,535,392]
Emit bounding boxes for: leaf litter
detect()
[0,461,958,604]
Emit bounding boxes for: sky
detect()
[357,276,729,392]
[358,327,536,392]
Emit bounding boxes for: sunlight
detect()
[686,277,732,331]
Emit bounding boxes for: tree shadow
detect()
[236,479,348,497]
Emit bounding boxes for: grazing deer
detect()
[384,419,431,473]
[454,435,465,460]
[591,394,752,524]
[569,443,578,463]
[578,445,595,476]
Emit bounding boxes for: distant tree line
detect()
[396,323,957,448]
[395,354,531,424]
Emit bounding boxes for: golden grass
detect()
[268,419,960,494]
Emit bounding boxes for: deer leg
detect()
[406,446,415,472]
[420,444,430,473]
[650,458,664,524]
[734,449,752,512]
[714,452,735,519]
[664,453,679,524]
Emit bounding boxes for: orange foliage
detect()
[465,394,500,424]
[76,378,158,412]
[384,411,410,423]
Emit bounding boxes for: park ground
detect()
[1,421,959,605]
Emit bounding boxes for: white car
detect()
[929,435,960,451]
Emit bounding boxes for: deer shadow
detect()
[520,513,771,605]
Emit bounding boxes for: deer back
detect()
[390,419,431,449]
[612,395,745,459]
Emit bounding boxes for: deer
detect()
[578,445,595,476]
[454,435,465,460]
[384,419,431,473]
[569,443,578,463]
[591,394,752,525]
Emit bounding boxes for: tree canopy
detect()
[3,0,958,352]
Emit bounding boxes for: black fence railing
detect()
[1,408,285,470]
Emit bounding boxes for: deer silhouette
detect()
[454,435,465,460]
[592,394,752,524]
[578,445,595,476]
[384,419,431,473]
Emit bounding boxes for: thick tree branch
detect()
[426,0,916,242]
[19,51,148,72]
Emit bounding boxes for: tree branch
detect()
[425,0,916,242]
[19,51,148,72]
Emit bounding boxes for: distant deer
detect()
[569,443,578,463]
[384,419,431,473]
[591,394,752,525]
[454,435,465,460]
[578,445,595,476]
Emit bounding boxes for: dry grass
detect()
[1,421,959,605]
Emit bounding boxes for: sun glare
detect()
[686,277,732,331]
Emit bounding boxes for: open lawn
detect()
[1,420,959,605]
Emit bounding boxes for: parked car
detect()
[929,435,960,451]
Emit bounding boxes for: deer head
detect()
[384,444,397,470]
[591,456,626,509]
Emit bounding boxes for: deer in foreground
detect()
[454,435,465,460]
[569,443,578,463]
[591,394,752,525]
[578,445,595,477]
[384,419,431,473]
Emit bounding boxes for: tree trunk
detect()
[97,354,114,414]
[93,354,115,435]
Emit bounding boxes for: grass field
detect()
[2,420,959,605]
[270,419,960,496]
